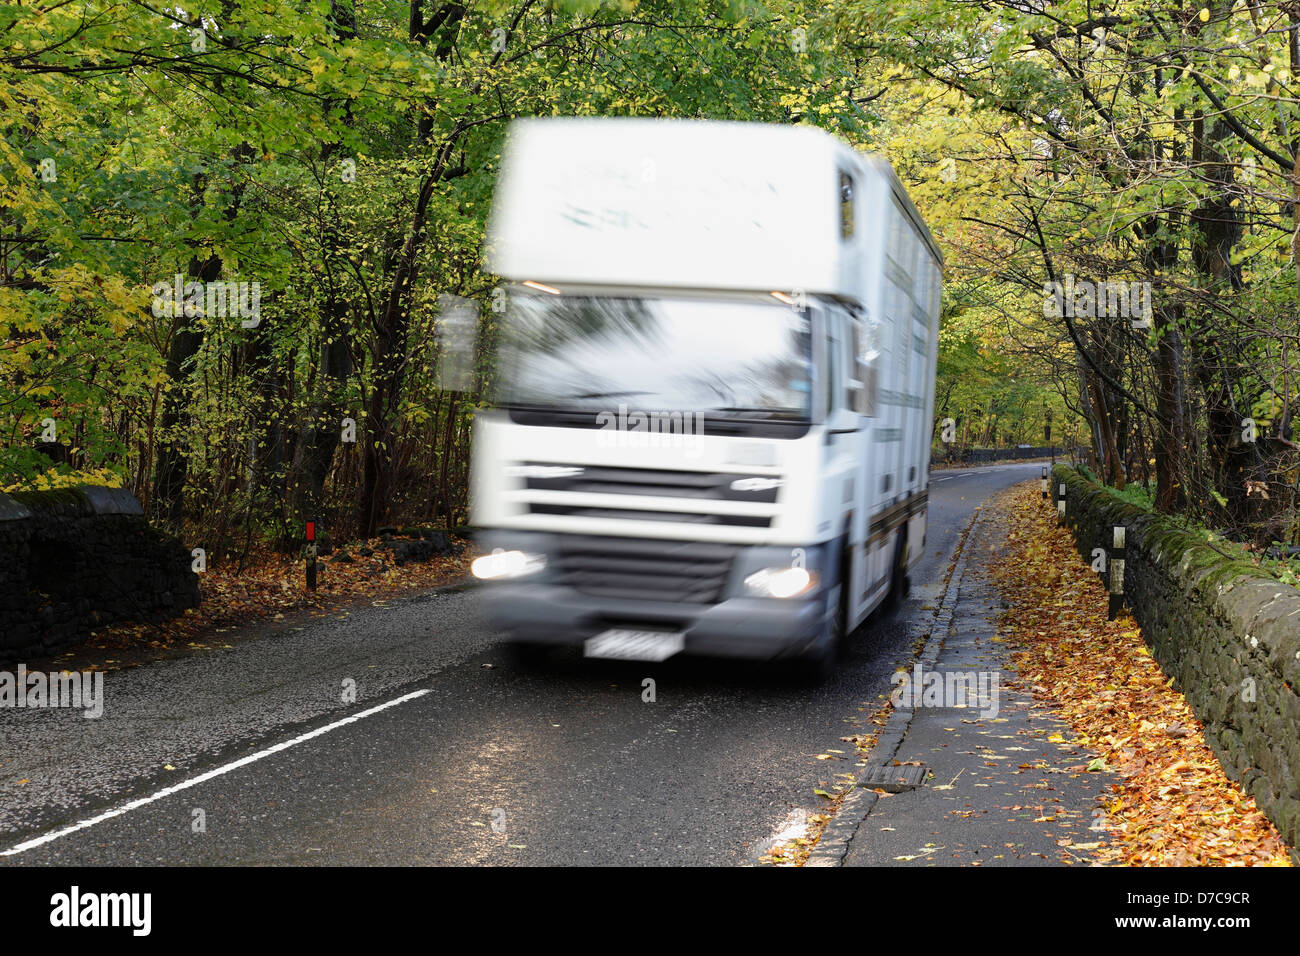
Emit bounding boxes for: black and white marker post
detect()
[1041,466,1049,500]
[1108,524,1126,620]
[305,520,318,591]
[1057,481,1066,520]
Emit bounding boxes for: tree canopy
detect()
[3,0,1297,555]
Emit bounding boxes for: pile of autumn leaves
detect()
[994,487,1293,867]
[67,539,473,666]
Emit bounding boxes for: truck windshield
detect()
[497,293,813,432]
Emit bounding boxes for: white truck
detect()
[470,118,942,678]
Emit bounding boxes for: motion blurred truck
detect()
[470,118,942,678]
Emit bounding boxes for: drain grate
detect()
[858,763,929,792]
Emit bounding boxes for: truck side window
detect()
[839,172,854,240]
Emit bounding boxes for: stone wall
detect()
[934,445,1085,464]
[0,486,199,661]
[1053,465,1300,858]
[967,445,1063,462]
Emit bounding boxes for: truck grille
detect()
[553,536,737,604]
[515,462,779,528]
[519,463,780,503]
[529,503,770,528]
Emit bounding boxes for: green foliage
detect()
[7,0,1291,553]
[1108,482,1155,511]
[1,0,865,545]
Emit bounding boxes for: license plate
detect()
[584,629,685,661]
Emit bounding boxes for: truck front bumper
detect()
[473,531,834,661]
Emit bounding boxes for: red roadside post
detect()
[305,520,318,591]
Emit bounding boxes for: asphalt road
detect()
[0,463,1043,866]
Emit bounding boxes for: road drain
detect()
[858,763,928,792]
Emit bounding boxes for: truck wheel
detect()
[797,556,847,683]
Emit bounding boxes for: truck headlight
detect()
[743,566,816,599]
[472,549,547,580]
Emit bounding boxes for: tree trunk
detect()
[153,252,220,529]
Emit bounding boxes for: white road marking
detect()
[755,807,810,863]
[0,688,432,857]
[768,809,810,844]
